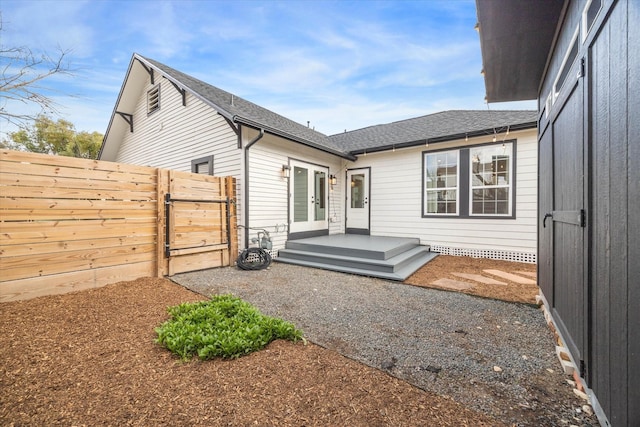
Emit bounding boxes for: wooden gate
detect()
[159,170,237,276]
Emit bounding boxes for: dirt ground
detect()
[0,257,593,426]
[406,255,538,304]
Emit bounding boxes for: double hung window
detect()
[424,151,458,215]
[470,144,511,216]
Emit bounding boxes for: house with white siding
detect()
[100,53,538,279]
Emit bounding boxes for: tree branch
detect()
[1,16,74,129]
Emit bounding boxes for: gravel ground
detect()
[172,263,597,426]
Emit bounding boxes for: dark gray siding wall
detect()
[538,0,639,425]
[588,1,639,425]
[627,4,640,426]
[627,0,640,422]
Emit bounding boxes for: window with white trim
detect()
[470,143,513,216]
[147,84,160,115]
[553,26,579,102]
[582,0,602,42]
[424,150,459,215]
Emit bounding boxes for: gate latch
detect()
[543,213,553,228]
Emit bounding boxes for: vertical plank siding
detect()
[0,150,236,302]
[587,1,638,424]
[626,2,640,424]
[605,4,629,425]
[537,0,639,425]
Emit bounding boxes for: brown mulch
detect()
[406,255,538,305]
[0,277,506,427]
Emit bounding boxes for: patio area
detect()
[170,261,595,426]
[275,234,438,280]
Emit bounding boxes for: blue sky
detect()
[1,0,535,138]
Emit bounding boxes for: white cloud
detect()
[2,0,96,57]
[0,0,534,146]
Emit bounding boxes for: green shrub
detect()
[155,294,303,360]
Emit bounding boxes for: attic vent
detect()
[147,84,160,115]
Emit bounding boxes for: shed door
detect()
[540,69,587,369]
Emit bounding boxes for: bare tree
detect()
[0,16,73,129]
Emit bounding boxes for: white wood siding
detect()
[246,135,345,251]
[114,78,240,177]
[109,76,537,259]
[346,129,538,257]
[113,77,243,246]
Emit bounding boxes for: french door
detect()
[289,160,329,234]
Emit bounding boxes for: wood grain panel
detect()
[1,149,236,302]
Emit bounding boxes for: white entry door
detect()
[289,160,329,234]
[346,168,370,232]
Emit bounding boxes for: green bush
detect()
[155,294,303,360]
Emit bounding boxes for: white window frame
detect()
[424,150,459,216]
[552,25,580,103]
[469,142,513,217]
[581,0,602,42]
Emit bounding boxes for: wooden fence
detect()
[0,150,237,302]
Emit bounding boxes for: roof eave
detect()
[134,54,236,121]
[476,0,566,103]
[98,55,139,160]
[347,121,537,156]
[235,117,356,161]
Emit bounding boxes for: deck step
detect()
[284,235,420,260]
[275,250,437,281]
[275,236,437,281]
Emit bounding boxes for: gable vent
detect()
[147,84,160,115]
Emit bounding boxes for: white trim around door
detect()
[346,167,370,234]
[288,159,330,235]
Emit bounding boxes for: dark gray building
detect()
[476,0,639,426]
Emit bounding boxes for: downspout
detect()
[243,127,265,249]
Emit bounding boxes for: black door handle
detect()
[543,213,553,228]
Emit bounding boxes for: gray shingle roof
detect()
[138,55,350,158]
[327,110,538,154]
[138,55,536,157]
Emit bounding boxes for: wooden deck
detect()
[275,234,437,281]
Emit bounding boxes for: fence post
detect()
[226,176,238,266]
[155,168,169,277]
